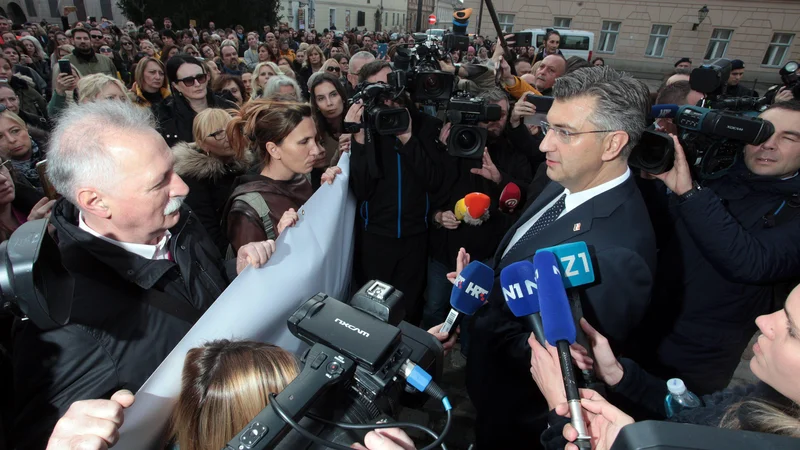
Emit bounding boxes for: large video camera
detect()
[445,91,501,159]
[346,82,410,136]
[690,58,770,111]
[630,105,774,176]
[764,60,800,102]
[225,281,449,450]
[392,32,468,104]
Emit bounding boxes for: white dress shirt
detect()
[502,168,631,258]
[79,212,173,261]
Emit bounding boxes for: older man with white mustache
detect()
[10,101,276,448]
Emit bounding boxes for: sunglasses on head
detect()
[177,73,208,86]
[326,66,340,73]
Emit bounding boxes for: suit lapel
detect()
[492,181,564,266]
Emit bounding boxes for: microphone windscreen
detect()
[649,104,679,119]
[534,250,576,345]
[499,261,540,317]
[499,182,521,213]
[450,260,494,315]
[454,198,467,221]
[464,192,490,219]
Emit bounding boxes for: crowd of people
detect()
[0,10,798,450]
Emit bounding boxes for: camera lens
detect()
[421,74,445,97]
[456,128,478,150]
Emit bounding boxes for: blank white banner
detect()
[115,154,356,449]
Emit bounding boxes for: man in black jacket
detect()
[463,67,656,448]
[11,101,274,449]
[346,60,446,324]
[631,100,800,396]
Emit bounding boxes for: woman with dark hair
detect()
[532,284,800,449]
[200,43,217,62]
[0,156,54,242]
[308,72,347,173]
[133,56,171,107]
[212,74,247,106]
[0,55,47,123]
[160,44,180,64]
[153,55,237,146]
[222,101,326,252]
[533,29,564,63]
[592,57,605,67]
[1,44,47,96]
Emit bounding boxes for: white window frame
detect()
[498,14,514,33]
[762,33,794,67]
[553,17,571,29]
[645,24,671,58]
[705,28,733,60]
[597,20,620,53]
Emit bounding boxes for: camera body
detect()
[445,91,502,159]
[346,82,410,135]
[392,34,459,104]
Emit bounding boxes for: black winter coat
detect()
[11,199,235,449]
[349,111,445,239]
[632,164,800,395]
[153,93,238,147]
[172,142,253,254]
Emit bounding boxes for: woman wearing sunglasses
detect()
[172,108,251,253]
[154,55,237,147]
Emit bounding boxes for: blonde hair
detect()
[320,58,341,74]
[0,110,27,130]
[251,62,282,98]
[134,57,169,93]
[77,74,130,103]
[192,108,233,144]
[169,340,299,450]
[720,399,800,437]
[304,44,324,69]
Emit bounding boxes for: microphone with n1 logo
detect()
[439,260,493,335]
[499,261,545,345]
[535,241,603,394]
[534,250,592,450]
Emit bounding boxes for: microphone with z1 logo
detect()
[535,250,591,450]
[439,260,493,335]
[500,260,545,345]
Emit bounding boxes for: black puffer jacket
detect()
[153,93,238,147]
[11,199,235,449]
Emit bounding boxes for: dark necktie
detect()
[504,193,566,258]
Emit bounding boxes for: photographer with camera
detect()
[631,100,800,396]
[346,60,446,325]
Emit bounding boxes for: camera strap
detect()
[364,128,382,179]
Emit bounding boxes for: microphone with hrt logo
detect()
[439,261,493,335]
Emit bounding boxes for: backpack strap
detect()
[236,192,276,241]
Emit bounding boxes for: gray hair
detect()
[220,39,238,52]
[552,66,649,158]
[264,75,302,102]
[349,51,375,70]
[480,88,509,103]
[47,101,159,203]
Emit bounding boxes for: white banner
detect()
[115,154,356,449]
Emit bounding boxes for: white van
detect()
[521,28,595,61]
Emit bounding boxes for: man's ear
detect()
[76,188,111,219]
[601,131,629,162]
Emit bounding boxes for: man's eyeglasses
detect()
[326,66,341,73]
[177,73,208,86]
[540,121,615,144]
[208,129,226,141]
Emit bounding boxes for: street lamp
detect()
[692,5,709,31]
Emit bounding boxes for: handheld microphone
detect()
[536,242,602,393]
[499,261,545,345]
[453,198,467,221]
[649,104,679,119]
[463,192,491,225]
[498,182,521,213]
[439,260,493,335]
[535,250,591,450]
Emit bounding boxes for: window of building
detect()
[99,0,113,20]
[384,12,387,26]
[597,20,620,53]
[763,33,794,66]
[23,0,37,16]
[402,14,405,27]
[645,24,671,57]
[498,14,514,32]
[554,17,571,29]
[704,28,732,60]
[358,11,365,27]
[330,9,336,28]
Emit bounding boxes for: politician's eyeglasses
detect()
[540,121,615,144]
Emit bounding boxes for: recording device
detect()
[630,105,775,176]
[765,60,800,102]
[392,33,460,104]
[440,260,493,335]
[534,250,591,450]
[58,59,72,76]
[511,32,533,48]
[445,91,501,159]
[0,219,74,330]
[345,83,409,135]
[498,182,521,213]
[226,286,448,449]
[523,94,554,127]
[500,260,545,345]
[690,58,732,97]
[349,280,405,326]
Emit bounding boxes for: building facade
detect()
[409,0,800,83]
[280,0,408,32]
[0,0,126,25]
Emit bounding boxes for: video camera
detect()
[445,91,501,159]
[225,281,449,450]
[345,82,410,136]
[392,32,468,104]
[630,105,774,176]
[765,60,800,102]
[690,58,770,111]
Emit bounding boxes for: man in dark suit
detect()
[462,67,658,448]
